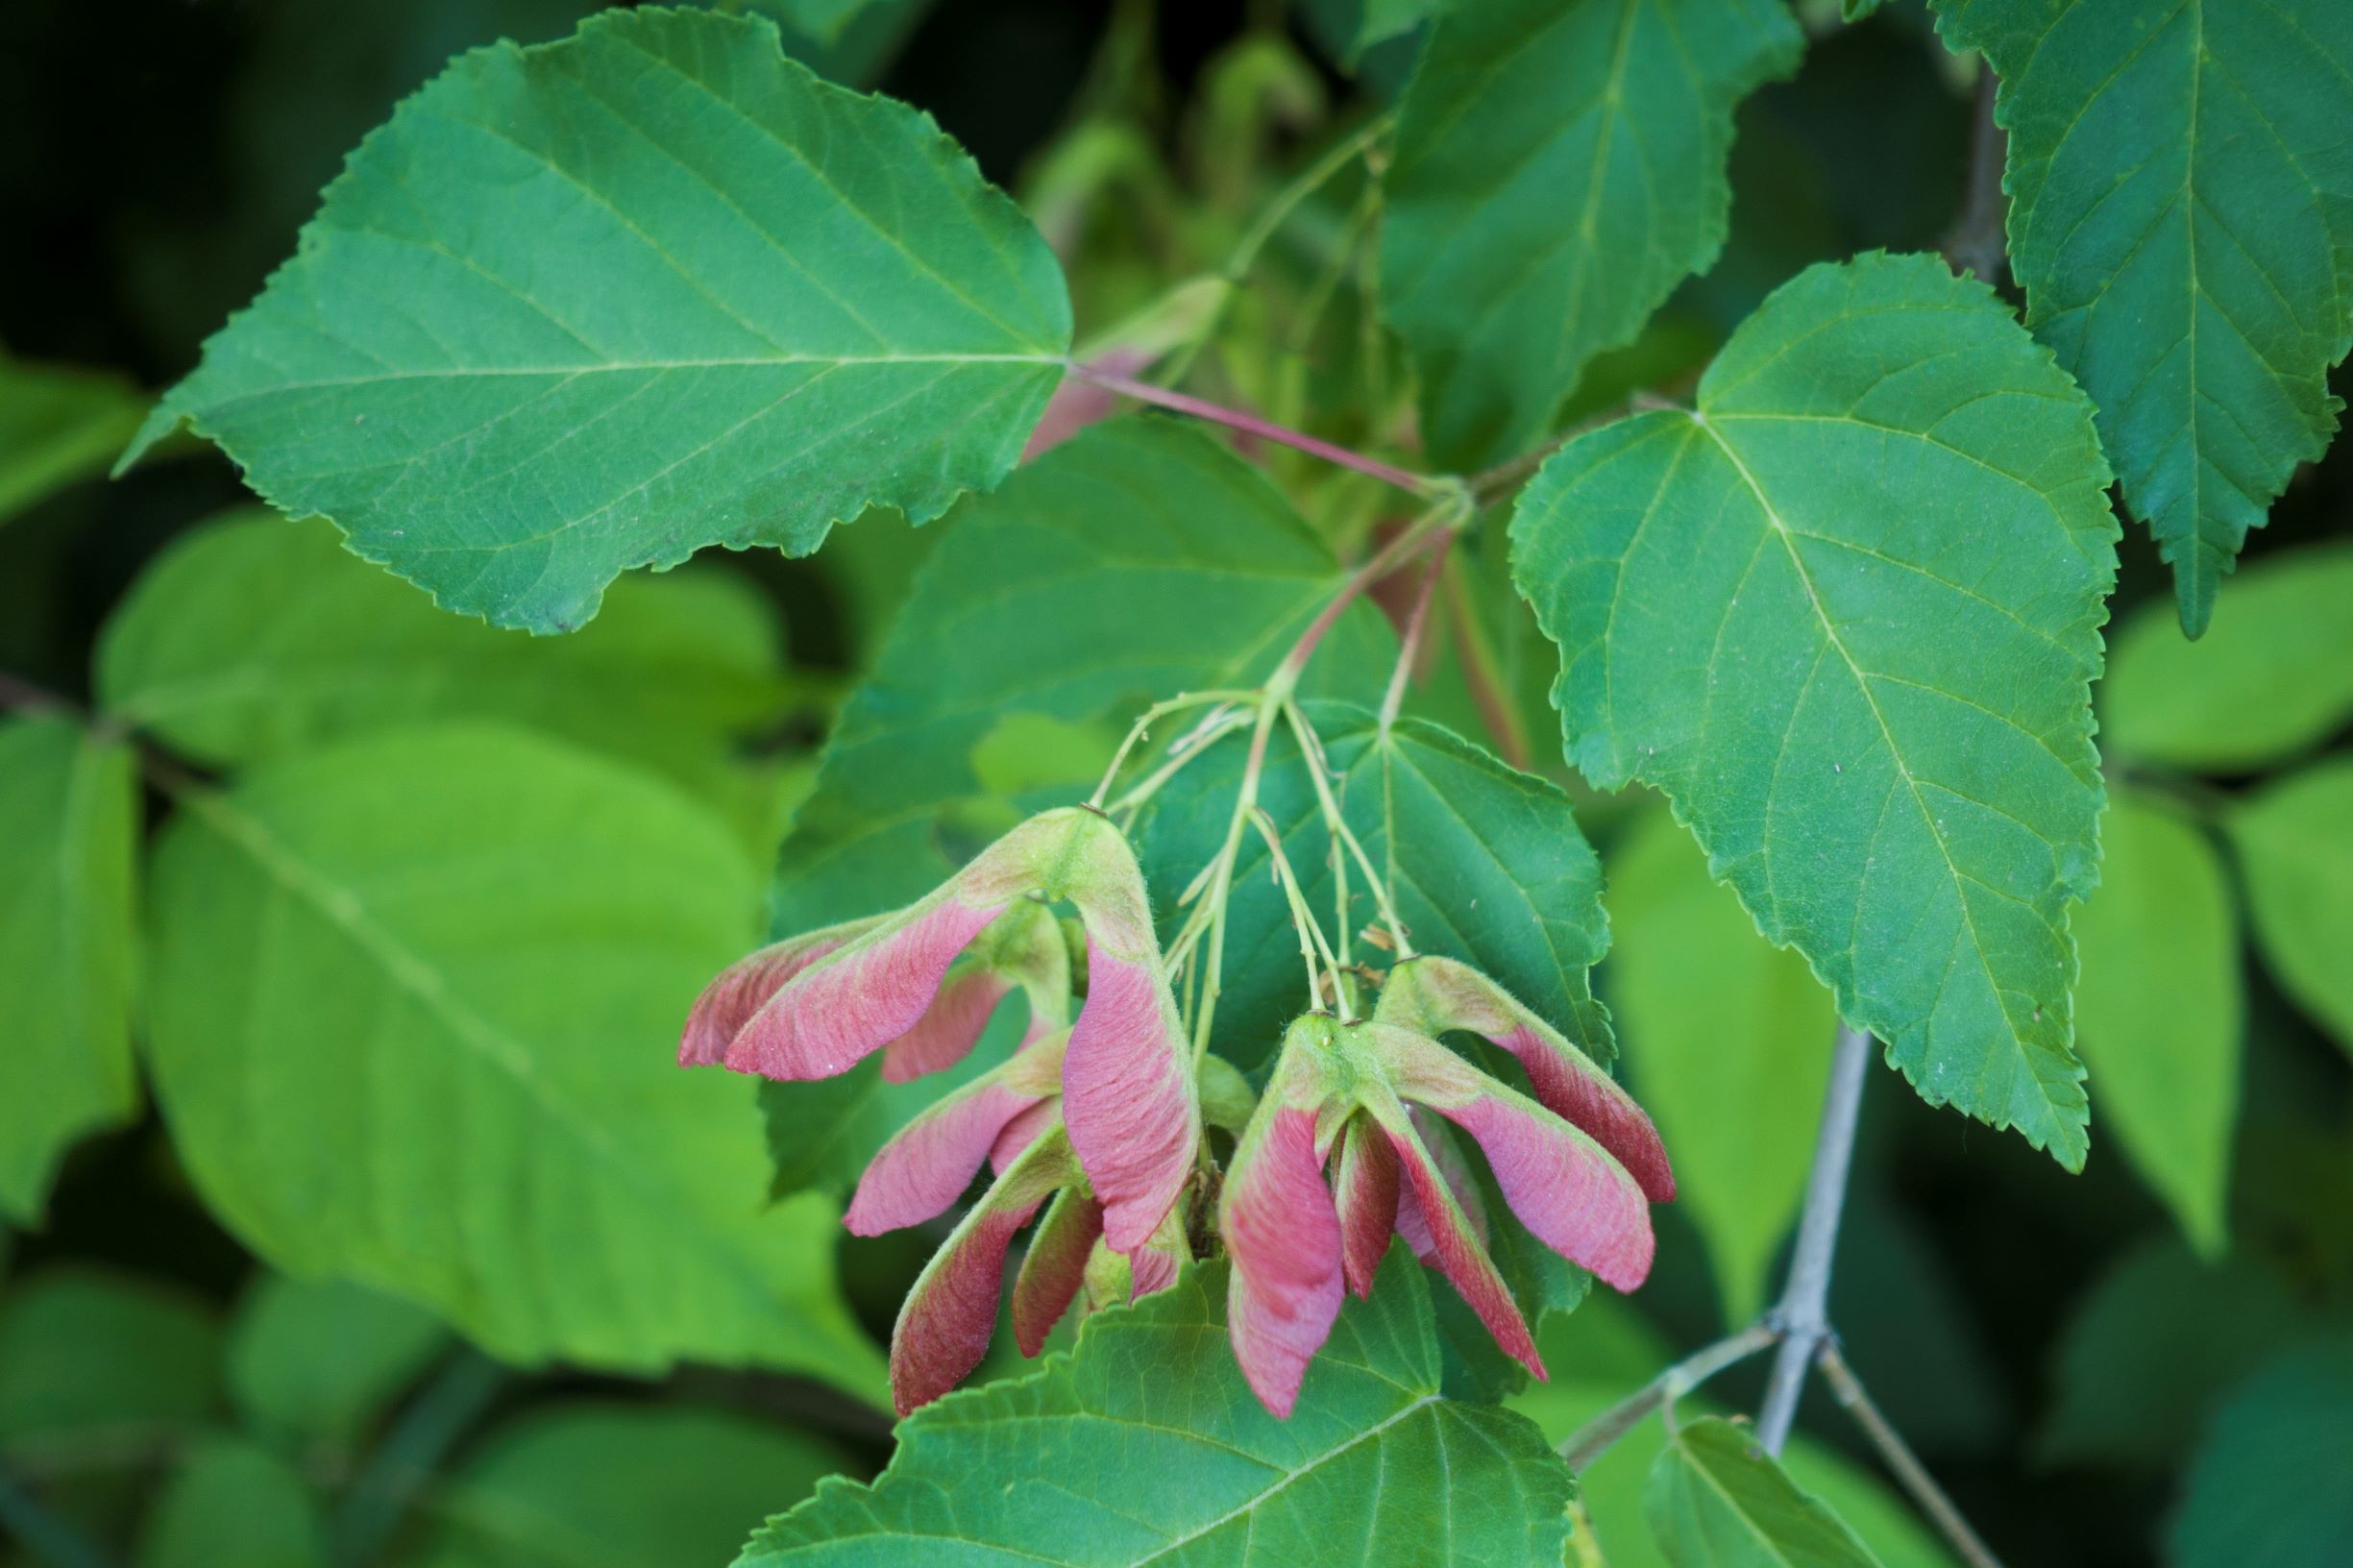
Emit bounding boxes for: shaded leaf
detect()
[226,1275,450,1450]
[742,1253,1574,1565]
[2171,1336,2353,1568]
[1512,252,2118,1167]
[2071,787,2240,1253]
[0,1269,220,1455]
[1929,0,2353,634]
[0,714,139,1222]
[137,1437,324,1568]
[1382,0,1802,468]
[1646,1417,1886,1567]
[145,724,881,1394]
[2231,758,2353,1056]
[126,7,1070,633]
[0,353,148,525]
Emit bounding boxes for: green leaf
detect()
[0,353,148,525]
[137,1437,324,1568]
[226,1275,450,1449]
[1512,252,2119,1169]
[1645,1417,1885,1568]
[2039,1237,2309,1471]
[1605,805,1837,1325]
[0,1269,220,1455]
[125,6,1071,634]
[2103,543,2353,772]
[98,506,805,844]
[741,1253,1575,1565]
[1354,0,1437,54]
[0,714,139,1222]
[1929,0,2353,635]
[2071,787,2240,1254]
[1381,0,1802,469]
[2231,758,2353,1056]
[144,724,882,1394]
[2171,1336,2353,1568]
[406,1402,848,1568]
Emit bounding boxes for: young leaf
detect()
[225,1275,448,1450]
[1606,806,1836,1325]
[0,352,148,526]
[1382,0,1802,469]
[0,715,139,1223]
[742,1254,1575,1564]
[123,6,1071,634]
[406,1403,849,1568]
[0,1269,221,1454]
[1645,1417,1886,1568]
[137,1437,324,1568]
[2231,758,2353,1057]
[1512,252,2118,1169]
[1930,0,2353,635]
[2071,787,2241,1254]
[2170,1337,2353,1568]
[2103,543,2353,773]
[144,724,882,1394]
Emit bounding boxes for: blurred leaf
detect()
[1929,0,2353,634]
[137,1437,324,1568]
[145,724,882,1395]
[0,353,147,526]
[739,0,882,45]
[2103,545,2353,773]
[1605,805,1835,1324]
[1827,1193,2005,1458]
[2040,1237,2310,1472]
[128,7,1070,634]
[404,1402,848,1568]
[0,714,138,1223]
[0,1269,219,1456]
[2071,787,2242,1253]
[226,1275,449,1450]
[743,1255,1575,1564]
[1513,253,2118,1169]
[2232,759,2353,1056]
[2170,1336,2353,1568]
[1382,0,1802,469]
[1646,1417,1885,1567]
[1351,0,1436,53]
[99,507,805,847]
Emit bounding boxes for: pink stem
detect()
[1379,531,1451,731]
[1066,362,1437,498]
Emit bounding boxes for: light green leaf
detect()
[137,1437,324,1568]
[0,353,148,526]
[125,6,1071,634]
[2171,1336,2353,1568]
[98,506,806,845]
[1646,1418,1886,1567]
[2039,1237,2309,1471]
[1382,0,1802,469]
[0,1269,220,1455]
[1512,252,2119,1168]
[2103,544,2353,773]
[2231,758,2353,1056]
[1354,0,1437,54]
[145,724,882,1395]
[1605,805,1836,1325]
[743,0,882,45]
[406,1402,848,1568]
[1929,0,2353,635]
[0,714,139,1222]
[226,1275,450,1449]
[2071,787,2240,1254]
[742,1254,1575,1565]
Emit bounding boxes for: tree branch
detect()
[1754,1019,1872,1455]
[1556,1320,1781,1471]
[1818,1341,2007,1568]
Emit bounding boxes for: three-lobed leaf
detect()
[1931,0,2353,634]
[125,6,1071,633]
[1645,1417,1886,1568]
[1512,252,2118,1168]
[1382,0,1802,470]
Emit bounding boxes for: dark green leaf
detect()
[1512,252,2118,1168]
[1929,0,2353,634]
[742,1254,1575,1565]
[125,7,1071,633]
[0,714,139,1222]
[2231,758,2353,1056]
[1382,0,1802,468]
[145,724,881,1393]
[1645,1417,1885,1568]
[0,1269,220,1456]
[2171,1336,2353,1568]
[137,1437,324,1568]
[226,1275,450,1449]
[0,353,148,526]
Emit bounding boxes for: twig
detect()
[1944,66,2008,284]
[1557,1321,1781,1472]
[1818,1341,2007,1568]
[1754,1019,1872,1455]
[1066,362,1440,497]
